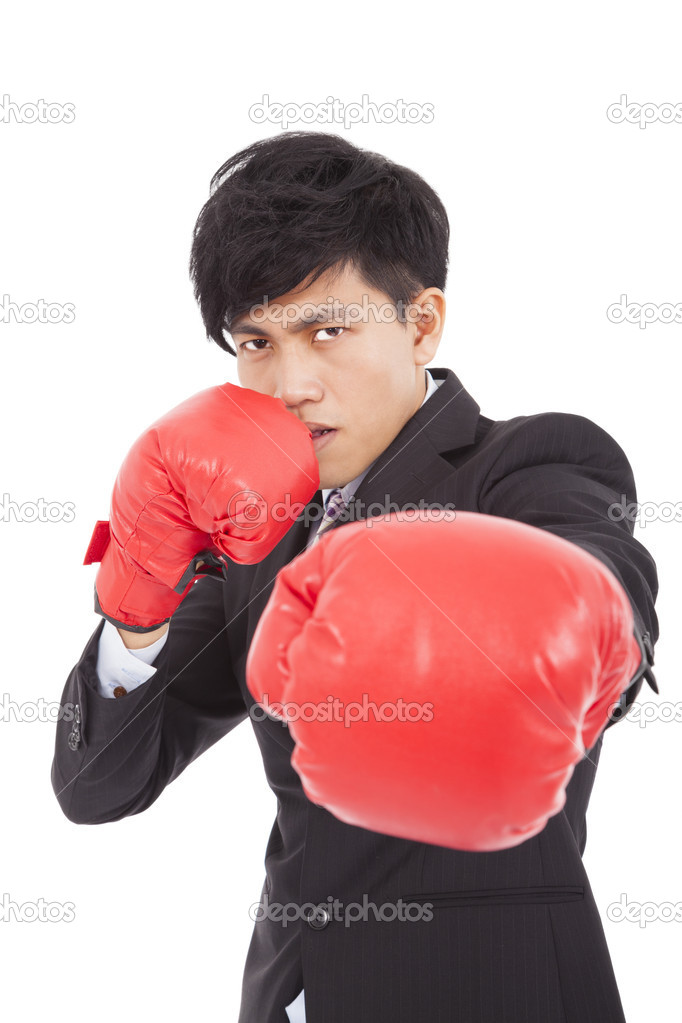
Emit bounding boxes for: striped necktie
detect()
[312,488,347,545]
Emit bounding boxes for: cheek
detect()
[238,366,272,396]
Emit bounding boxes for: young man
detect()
[52,132,658,1023]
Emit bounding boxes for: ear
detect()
[410,287,445,364]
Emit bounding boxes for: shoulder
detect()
[476,409,634,476]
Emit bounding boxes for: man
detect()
[51,132,658,1022]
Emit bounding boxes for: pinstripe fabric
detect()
[51,367,659,1023]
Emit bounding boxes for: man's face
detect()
[231,264,444,490]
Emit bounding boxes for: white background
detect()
[0,2,680,1020]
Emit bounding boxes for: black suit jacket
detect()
[52,367,659,1023]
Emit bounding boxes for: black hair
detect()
[189,131,450,356]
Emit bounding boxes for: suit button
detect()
[68,703,81,750]
[305,906,330,930]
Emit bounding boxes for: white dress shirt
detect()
[93,368,443,1023]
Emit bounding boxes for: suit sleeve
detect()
[51,575,248,824]
[477,412,659,718]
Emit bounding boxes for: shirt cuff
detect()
[95,619,169,699]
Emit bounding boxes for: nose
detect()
[273,347,324,410]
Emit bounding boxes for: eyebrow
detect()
[229,308,348,338]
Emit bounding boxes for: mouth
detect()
[309,428,338,451]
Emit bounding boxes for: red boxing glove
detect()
[246,511,642,852]
[84,382,318,632]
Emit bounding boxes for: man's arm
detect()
[477,411,659,715]
[51,575,248,824]
[51,378,318,824]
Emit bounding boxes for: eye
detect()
[238,338,271,352]
[314,326,345,340]
[237,326,345,352]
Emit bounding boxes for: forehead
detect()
[230,264,384,334]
